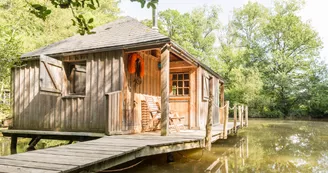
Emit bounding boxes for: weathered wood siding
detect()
[196,68,220,130]
[12,50,123,133]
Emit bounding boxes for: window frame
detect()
[64,61,87,96]
[170,72,190,96]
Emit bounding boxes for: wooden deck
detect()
[0,122,243,173]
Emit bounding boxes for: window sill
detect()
[62,95,86,99]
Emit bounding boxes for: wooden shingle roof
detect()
[22,16,169,58]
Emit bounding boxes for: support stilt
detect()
[10,135,17,154]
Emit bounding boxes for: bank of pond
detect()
[1,119,328,172]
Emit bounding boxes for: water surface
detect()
[115,119,328,173]
[1,120,328,173]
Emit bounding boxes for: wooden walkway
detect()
[0,122,242,173]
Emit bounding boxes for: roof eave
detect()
[21,38,170,59]
[169,41,224,83]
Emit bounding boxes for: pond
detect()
[113,119,328,173]
[1,119,328,173]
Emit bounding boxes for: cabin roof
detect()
[22,16,224,82]
[22,16,170,58]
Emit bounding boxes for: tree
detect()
[217,0,324,118]
[144,6,221,63]
[262,0,322,117]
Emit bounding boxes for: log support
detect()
[205,76,213,151]
[161,47,170,136]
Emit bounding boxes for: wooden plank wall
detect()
[196,68,220,130]
[12,50,123,133]
[123,52,161,133]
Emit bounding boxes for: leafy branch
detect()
[27,0,158,35]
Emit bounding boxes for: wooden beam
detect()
[161,49,170,136]
[169,60,195,69]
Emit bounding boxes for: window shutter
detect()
[39,55,63,95]
[72,64,86,94]
[202,75,209,101]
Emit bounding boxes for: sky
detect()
[119,0,328,62]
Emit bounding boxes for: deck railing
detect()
[220,102,249,139]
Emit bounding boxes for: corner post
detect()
[205,76,213,151]
[233,104,237,133]
[161,47,170,136]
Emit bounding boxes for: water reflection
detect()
[206,137,249,173]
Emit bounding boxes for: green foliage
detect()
[130,0,158,9]
[146,5,221,64]
[27,0,101,35]
[0,0,119,119]
[217,0,325,118]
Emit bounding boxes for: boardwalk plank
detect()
[4,153,96,166]
[0,164,58,173]
[0,158,73,171]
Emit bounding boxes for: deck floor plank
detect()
[0,122,243,173]
[0,164,59,173]
[0,158,74,171]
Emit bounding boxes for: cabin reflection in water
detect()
[206,137,249,173]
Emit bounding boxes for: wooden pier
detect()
[0,122,243,173]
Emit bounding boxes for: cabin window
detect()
[64,62,86,95]
[202,75,210,100]
[171,73,189,96]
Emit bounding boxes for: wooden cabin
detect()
[10,17,224,136]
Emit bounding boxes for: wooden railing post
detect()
[223,101,229,139]
[233,104,237,133]
[238,105,241,127]
[241,105,244,128]
[245,106,249,127]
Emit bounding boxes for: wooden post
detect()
[241,105,244,128]
[246,136,249,158]
[223,101,229,139]
[10,135,17,154]
[161,48,170,136]
[219,83,224,124]
[233,104,237,133]
[238,105,241,126]
[205,77,213,151]
[224,155,229,173]
[245,106,248,127]
[234,146,238,173]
